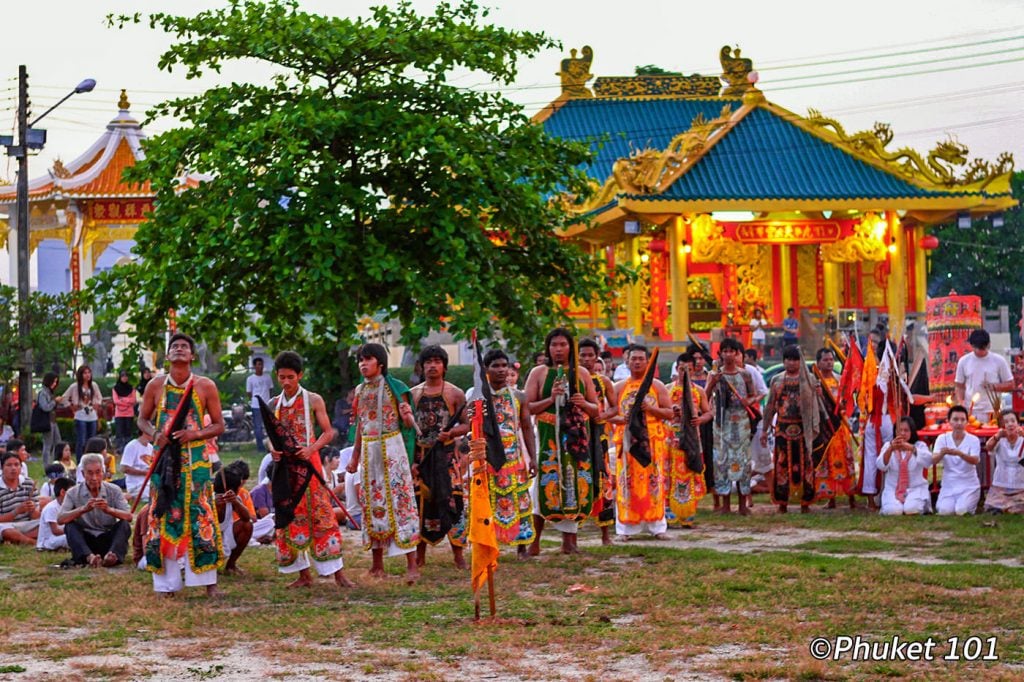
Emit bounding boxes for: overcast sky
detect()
[3,0,1023,179]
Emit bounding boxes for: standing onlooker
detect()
[62,366,103,462]
[954,329,1014,492]
[246,357,273,454]
[111,370,138,455]
[749,307,767,359]
[781,307,799,351]
[135,367,153,399]
[36,373,62,466]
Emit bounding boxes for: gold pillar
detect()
[914,225,928,311]
[668,217,689,339]
[886,212,906,342]
[778,245,793,321]
[822,261,840,314]
[626,236,643,334]
[589,243,600,331]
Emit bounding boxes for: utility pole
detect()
[16,65,31,437]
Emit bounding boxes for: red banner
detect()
[724,220,845,244]
[926,295,982,398]
[87,199,154,222]
[70,249,82,344]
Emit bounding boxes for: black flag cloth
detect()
[559,337,591,464]
[474,342,507,471]
[258,396,316,530]
[153,384,195,519]
[626,347,660,467]
[677,368,704,473]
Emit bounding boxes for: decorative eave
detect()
[0,90,160,204]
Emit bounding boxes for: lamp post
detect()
[4,66,95,436]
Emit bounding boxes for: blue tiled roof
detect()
[542,98,991,201]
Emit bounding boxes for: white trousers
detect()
[936,486,980,516]
[615,518,668,536]
[861,416,893,495]
[279,552,343,576]
[879,487,932,516]
[151,554,217,593]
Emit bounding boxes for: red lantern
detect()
[919,234,940,251]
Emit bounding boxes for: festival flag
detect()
[141,381,194,518]
[473,338,506,471]
[857,337,878,419]
[258,396,317,529]
[836,333,863,418]
[677,367,704,473]
[624,347,660,467]
[468,397,499,607]
[561,335,590,464]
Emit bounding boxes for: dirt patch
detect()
[580,526,1024,567]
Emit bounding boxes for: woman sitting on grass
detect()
[984,410,1024,514]
[877,417,933,516]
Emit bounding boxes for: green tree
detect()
[928,171,1024,337]
[0,286,77,382]
[91,0,620,387]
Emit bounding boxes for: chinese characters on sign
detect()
[87,199,154,222]
[729,221,843,244]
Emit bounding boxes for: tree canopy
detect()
[928,171,1024,337]
[0,286,76,381]
[91,0,620,369]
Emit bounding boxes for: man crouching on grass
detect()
[57,454,132,567]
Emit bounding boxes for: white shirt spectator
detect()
[20,462,29,483]
[121,438,154,497]
[257,453,274,486]
[955,351,1012,419]
[612,362,630,382]
[246,372,274,409]
[36,499,68,550]
[991,437,1024,490]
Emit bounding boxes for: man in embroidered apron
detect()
[269,351,353,589]
[137,333,225,597]
[345,343,421,583]
[523,328,599,555]
[578,338,617,545]
[410,345,470,569]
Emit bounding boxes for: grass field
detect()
[2,447,1023,680]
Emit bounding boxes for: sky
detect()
[2,0,1023,181]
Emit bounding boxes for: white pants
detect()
[615,518,668,537]
[151,555,217,593]
[279,552,343,576]
[861,416,893,495]
[879,487,932,516]
[37,534,69,551]
[251,515,276,543]
[936,486,980,516]
[220,503,236,554]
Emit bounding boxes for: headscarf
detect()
[113,371,134,397]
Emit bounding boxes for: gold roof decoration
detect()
[805,109,1015,192]
[52,159,73,179]
[557,46,594,98]
[819,213,889,263]
[719,46,756,97]
[611,105,735,195]
[118,89,131,110]
[593,75,719,98]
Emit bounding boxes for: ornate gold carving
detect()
[804,109,1014,189]
[52,159,72,179]
[609,106,733,195]
[819,213,887,263]
[796,245,819,308]
[557,47,593,99]
[690,213,759,264]
[735,246,772,320]
[719,46,754,97]
[861,262,886,307]
[118,89,130,110]
[593,75,719,98]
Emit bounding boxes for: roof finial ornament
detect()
[719,45,756,97]
[557,46,594,99]
[118,89,130,111]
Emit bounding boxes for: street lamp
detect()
[3,67,95,437]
